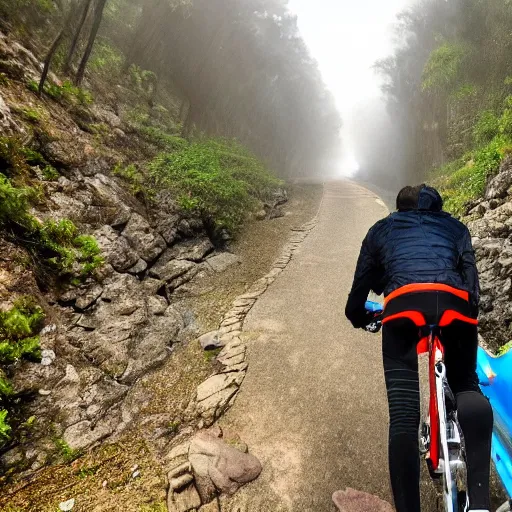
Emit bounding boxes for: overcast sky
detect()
[288,0,414,173]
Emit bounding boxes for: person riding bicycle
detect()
[345,184,494,512]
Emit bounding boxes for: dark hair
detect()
[396,184,426,211]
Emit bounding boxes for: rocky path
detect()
[218,180,392,511]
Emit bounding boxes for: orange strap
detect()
[384,283,469,307]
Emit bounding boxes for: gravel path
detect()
[219,180,395,511]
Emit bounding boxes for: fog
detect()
[288,0,415,185]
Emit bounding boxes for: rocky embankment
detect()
[466,155,512,352]
[0,26,295,491]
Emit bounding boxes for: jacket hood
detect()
[418,186,443,212]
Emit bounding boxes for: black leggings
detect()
[383,320,494,512]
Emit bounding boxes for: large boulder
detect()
[122,213,166,262]
[93,225,139,272]
[189,432,262,495]
[486,156,512,200]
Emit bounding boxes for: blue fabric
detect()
[346,187,479,328]
[477,348,512,498]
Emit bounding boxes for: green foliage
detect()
[89,39,123,77]
[19,107,42,123]
[75,464,100,479]
[128,65,157,95]
[499,109,512,136]
[422,42,468,93]
[42,165,59,181]
[1,172,103,278]
[451,84,478,102]
[113,163,149,197]
[0,410,12,443]
[0,297,44,448]
[150,138,282,231]
[0,136,31,180]
[35,79,93,106]
[0,73,10,86]
[39,220,103,276]
[53,438,82,463]
[0,296,44,365]
[138,126,187,151]
[474,111,500,145]
[431,135,511,216]
[497,340,512,356]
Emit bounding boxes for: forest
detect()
[0,0,341,181]
[376,0,512,215]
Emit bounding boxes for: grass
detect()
[429,135,512,216]
[139,503,167,512]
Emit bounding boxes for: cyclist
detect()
[345,184,494,512]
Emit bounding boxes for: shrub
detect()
[42,165,59,181]
[474,111,500,145]
[431,135,511,216]
[150,138,283,231]
[113,163,149,197]
[0,297,45,447]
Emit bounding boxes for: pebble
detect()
[58,498,75,511]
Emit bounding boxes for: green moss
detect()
[19,107,42,123]
[53,438,82,463]
[497,341,512,356]
[42,165,59,181]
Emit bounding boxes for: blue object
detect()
[477,347,512,498]
[365,300,383,313]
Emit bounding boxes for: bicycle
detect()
[365,299,472,512]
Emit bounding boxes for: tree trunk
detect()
[38,30,65,94]
[64,0,93,74]
[75,0,108,85]
[38,1,79,94]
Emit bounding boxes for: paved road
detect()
[220,181,400,511]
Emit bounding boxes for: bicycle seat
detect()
[381,283,478,354]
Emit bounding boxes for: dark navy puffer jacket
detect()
[345,187,480,328]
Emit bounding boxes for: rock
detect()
[169,484,202,512]
[199,498,220,512]
[166,237,214,262]
[0,92,17,134]
[199,331,225,350]
[486,157,512,200]
[332,488,394,512]
[127,258,148,275]
[122,213,166,262]
[170,473,194,490]
[75,284,103,310]
[197,373,242,402]
[188,432,262,495]
[206,253,241,273]
[93,225,139,272]
[150,255,196,282]
[167,442,191,461]
[148,295,168,316]
[58,498,75,511]
[168,461,192,479]
[255,210,267,221]
[40,349,56,366]
[156,214,180,245]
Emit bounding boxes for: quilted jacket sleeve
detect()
[345,227,383,328]
[459,227,480,317]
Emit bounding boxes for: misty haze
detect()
[0,0,512,511]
